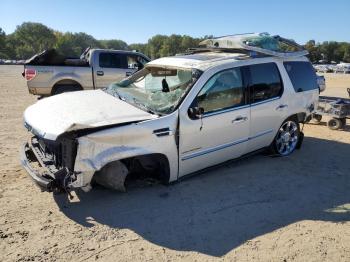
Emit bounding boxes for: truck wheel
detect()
[52,85,82,95]
[328,118,343,130]
[313,114,322,123]
[271,119,300,156]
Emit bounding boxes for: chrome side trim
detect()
[181,129,273,161]
[200,97,280,119]
[249,129,273,140]
[250,97,280,107]
[203,104,250,118]
[182,137,248,161]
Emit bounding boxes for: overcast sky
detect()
[1,0,349,44]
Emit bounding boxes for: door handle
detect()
[276,104,288,110]
[126,71,132,76]
[96,70,104,76]
[232,116,248,124]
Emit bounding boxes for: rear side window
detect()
[283,61,318,92]
[99,53,128,69]
[248,63,283,103]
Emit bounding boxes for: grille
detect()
[37,137,63,168]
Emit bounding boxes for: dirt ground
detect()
[0,66,349,262]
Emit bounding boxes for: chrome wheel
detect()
[275,121,299,156]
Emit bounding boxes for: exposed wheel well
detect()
[92,153,171,190]
[51,80,83,95]
[122,153,171,184]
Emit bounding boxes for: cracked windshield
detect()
[105,67,202,114]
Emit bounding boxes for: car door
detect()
[94,52,136,88]
[178,67,250,177]
[245,62,288,153]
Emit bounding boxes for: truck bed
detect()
[25,49,89,67]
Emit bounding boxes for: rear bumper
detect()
[20,142,51,190]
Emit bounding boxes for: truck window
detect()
[127,55,147,70]
[283,61,318,92]
[248,63,283,103]
[99,53,128,69]
[197,68,244,114]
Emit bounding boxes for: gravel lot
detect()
[0,66,349,261]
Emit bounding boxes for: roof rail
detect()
[183,47,271,58]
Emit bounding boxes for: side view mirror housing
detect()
[188,106,204,119]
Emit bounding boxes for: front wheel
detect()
[272,120,300,156]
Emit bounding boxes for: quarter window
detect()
[197,68,244,114]
[283,61,318,92]
[99,53,128,69]
[248,63,283,103]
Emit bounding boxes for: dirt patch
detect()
[0,65,349,261]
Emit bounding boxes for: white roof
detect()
[148,52,247,71]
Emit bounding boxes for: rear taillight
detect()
[25,68,36,81]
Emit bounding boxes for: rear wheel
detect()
[52,85,82,95]
[328,118,343,130]
[272,120,300,156]
[312,114,322,123]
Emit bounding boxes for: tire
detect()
[327,118,343,130]
[271,119,300,156]
[52,85,82,95]
[340,118,346,127]
[313,114,322,123]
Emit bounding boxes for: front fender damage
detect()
[74,135,155,192]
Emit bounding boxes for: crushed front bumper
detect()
[20,142,72,192]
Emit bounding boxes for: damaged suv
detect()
[21,33,319,193]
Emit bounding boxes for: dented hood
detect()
[24,90,157,140]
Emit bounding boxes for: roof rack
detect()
[183,47,270,58]
[191,33,308,58]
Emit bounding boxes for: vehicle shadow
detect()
[53,136,350,257]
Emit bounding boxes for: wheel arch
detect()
[92,153,171,185]
[51,79,83,95]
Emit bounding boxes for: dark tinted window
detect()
[99,53,128,68]
[197,68,244,114]
[127,55,148,70]
[283,61,318,92]
[248,63,283,103]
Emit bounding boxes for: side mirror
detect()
[188,107,204,119]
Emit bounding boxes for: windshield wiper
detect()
[114,89,126,101]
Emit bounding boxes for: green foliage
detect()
[0,27,8,59]
[305,40,350,63]
[7,22,56,59]
[1,22,350,63]
[99,39,128,50]
[55,32,100,57]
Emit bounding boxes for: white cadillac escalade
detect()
[21,33,319,194]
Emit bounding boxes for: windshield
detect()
[104,66,202,114]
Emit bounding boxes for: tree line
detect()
[1,22,350,63]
